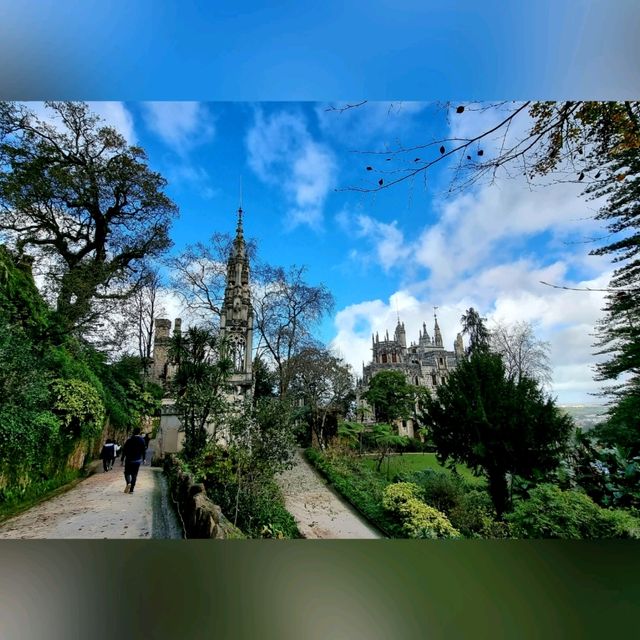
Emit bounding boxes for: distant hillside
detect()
[559,404,608,430]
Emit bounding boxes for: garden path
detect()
[276,449,384,539]
[0,441,182,539]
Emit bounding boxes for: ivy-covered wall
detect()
[0,245,159,510]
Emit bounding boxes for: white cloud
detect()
[330,258,613,403]
[414,177,600,293]
[88,102,136,144]
[340,209,411,272]
[141,102,215,153]
[246,108,336,230]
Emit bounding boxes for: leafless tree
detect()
[126,268,166,379]
[168,232,257,324]
[489,320,552,386]
[253,265,334,397]
[342,101,640,194]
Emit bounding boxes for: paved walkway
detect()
[276,450,384,539]
[0,445,182,539]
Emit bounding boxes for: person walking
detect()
[120,428,146,494]
[99,439,115,473]
[112,441,120,469]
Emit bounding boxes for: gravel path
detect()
[0,445,182,540]
[276,450,384,539]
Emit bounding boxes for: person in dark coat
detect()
[100,439,115,472]
[120,427,146,494]
[111,441,120,469]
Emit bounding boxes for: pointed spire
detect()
[231,205,245,260]
[434,306,443,348]
[236,206,244,238]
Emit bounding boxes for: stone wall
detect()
[163,455,244,539]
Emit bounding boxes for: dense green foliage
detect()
[382,482,460,539]
[507,484,640,539]
[182,399,300,538]
[169,326,232,459]
[0,244,159,509]
[364,370,417,424]
[422,349,574,517]
[361,453,481,484]
[0,101,177,338]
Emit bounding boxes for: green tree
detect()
[364,370,416,424]
[422,350,573,518]
[461,307,490,356]
[369,422,409,475]
[0,102,177,338]
[252,354,277,403]
[587,149,640,452]
[288,346,354,449]
[170,326,232,460]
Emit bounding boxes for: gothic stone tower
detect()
[220,207,253,398]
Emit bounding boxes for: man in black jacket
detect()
[121,427,147,494]
[99,439,115,472]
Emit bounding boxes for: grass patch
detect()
[360,453,485,485]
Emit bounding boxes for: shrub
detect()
[400,469,470,514]
[51,378,105,439]
[593,507,640,539]
[195,445,300,539]
[447,489,510,538]
[382,482,424,510]
[382,482,461,539]
[507,483,640,539]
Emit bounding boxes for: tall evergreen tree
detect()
[422,351,573,518]
[589,149,640,451]
[461,307,490,356]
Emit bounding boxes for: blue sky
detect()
[34,100,616,405]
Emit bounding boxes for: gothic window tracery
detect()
[230,337,246,372]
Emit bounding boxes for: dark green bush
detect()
[507,484,640,539]
[448,489,511,538]
[193,446,300,539]
[398,468,470,514]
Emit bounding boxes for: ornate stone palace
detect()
[357,315,465,437]
[151,207,254,454]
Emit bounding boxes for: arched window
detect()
[231,338,245,372]
[382,353,388,363]
[392,353,397,363]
